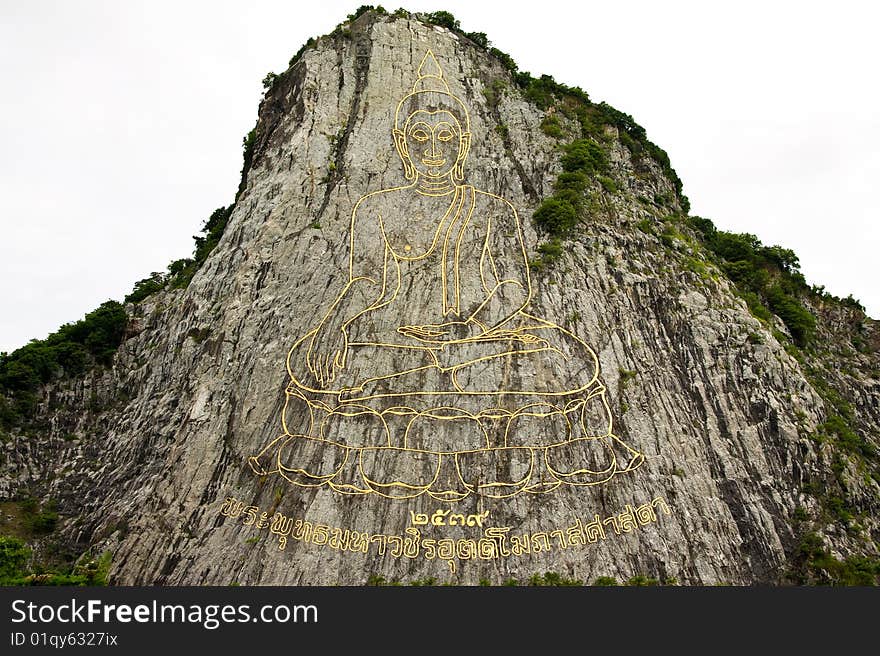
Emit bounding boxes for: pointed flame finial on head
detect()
[412,50,449,93]
[394,48,471,183]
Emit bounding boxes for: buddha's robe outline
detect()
[250,182,644,500]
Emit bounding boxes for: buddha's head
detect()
[394,51,471,183]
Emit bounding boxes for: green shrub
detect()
[618,368,637,384]
[540,114,563,138]
[409,577,438,586]
[424,11,460,31]
[654,191,673,206]
[761,245,800,273]
[765,285,815,346]
[0,536,30,583]
[167,258,196,288]
[127,208,232,303]
[739,291,773,322]
[26,501,59,535]
[555,171,588,194]
[537,239,564,260]
[533,198,578,235]
[823,495,854,525]
[722,260,770,290]
[598,175,618,193]
[365,574,401,586]
[685,216,817,345]
[464,31,488,48]
[528,257,546,273]
[489,47,518,74]
[528,571,583,586]
[529,138,610,249]
[193,206,234,266]
[591,102,687,210]
[712,231,760,262]
[0,545,111,587]
[0,300,126,416]
[347,5,385,22]
[794,532,880,585]
[238,128,257,199]
[523,75,560,109]
[561,139,608,175]
[683,257,711,279]
[818,415,875,458]
[834,557,880,585]
[482,79,505,108]
[125,272,166,304]
[289,37,315,68]
[531,238,565,270]
[552,187,583,210]
[593,576,618,586]
[625,575,659,586]
[0,396,16,428]
[637,218,655,235]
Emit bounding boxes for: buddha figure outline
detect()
[249,51,644,501]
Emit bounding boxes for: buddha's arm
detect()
[306,199,386,386]
[307,276,383,385]
[402,198,530,346]
[469,200,531,332]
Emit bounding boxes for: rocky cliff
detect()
[2,8,878,585]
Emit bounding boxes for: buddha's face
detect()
[395,109,470,180]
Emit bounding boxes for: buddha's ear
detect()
[393,128,416,180]
[453,132,471,183]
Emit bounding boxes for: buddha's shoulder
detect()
[354,187,426,216]
[353,186,519,214]
[354,188,396,212]
[472,188,515,208]
[472,189,519,221]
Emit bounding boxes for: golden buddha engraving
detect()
[249,51,644,500]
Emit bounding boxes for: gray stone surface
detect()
[2,12,878,584]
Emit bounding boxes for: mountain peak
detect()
[1,7,877,586]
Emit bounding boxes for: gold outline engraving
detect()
[249,51,644,500]
[220,495,672,563]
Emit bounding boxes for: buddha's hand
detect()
[307,326,349,387]
[398,321,484,344]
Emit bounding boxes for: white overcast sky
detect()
[1,0,878,353]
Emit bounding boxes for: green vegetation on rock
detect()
[530,140,609,269]
[274,7,690,274]
[0,301,126,431]
[686,216,816,346]
[790,531,880,585]
[0,536,110,586]
[0,499,111,586]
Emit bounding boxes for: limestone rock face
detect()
[3,12,878,584]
